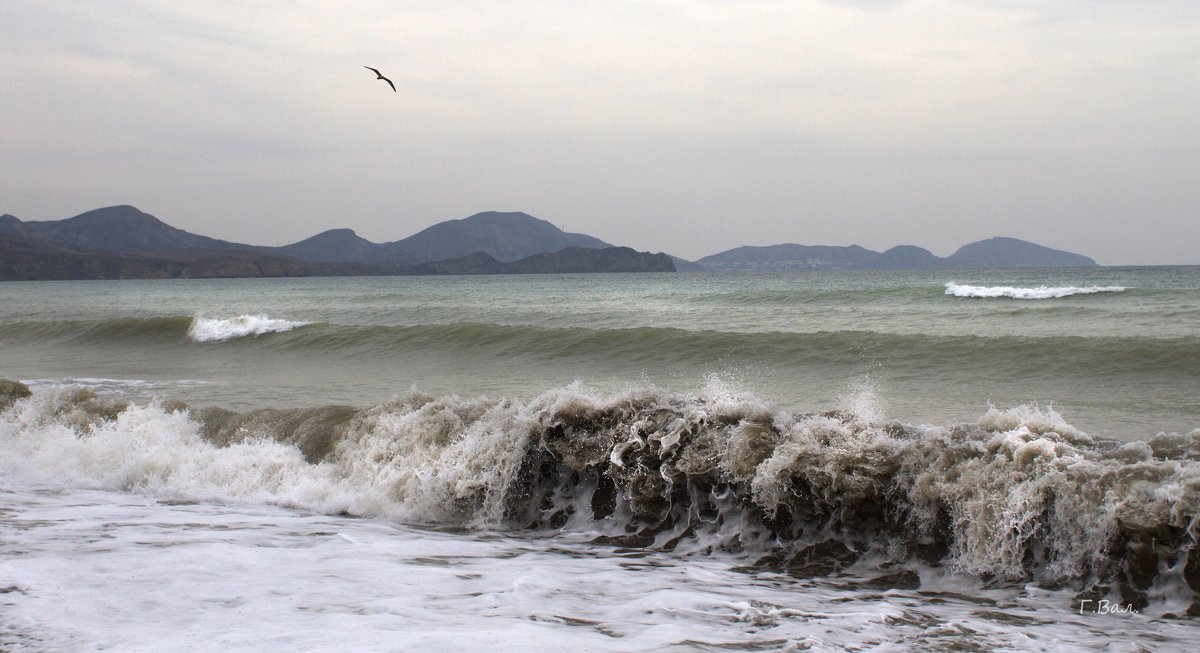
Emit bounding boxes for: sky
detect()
[1,1,1197,264]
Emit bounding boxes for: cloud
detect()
[817,0,907,10]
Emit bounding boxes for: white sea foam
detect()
[945,282,1126,300]
[2,482,1195,652]
[187,314,310,342]
[0,384,527,523]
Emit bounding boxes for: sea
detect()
[1,267,1198,651]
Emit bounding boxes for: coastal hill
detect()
[0,206,671,280]
[402,246,674,275]
[0,232,372,280]
[0,206,614,267]
[945,237,1096,268]
[0,205,246,254]
[278,211,611,266]
[697,238,1096,270]
[0,233,672,281]
[378,211,610,265]
[698,244,884,270]
[273,228,381,264]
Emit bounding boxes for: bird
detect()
[363,66,396,92]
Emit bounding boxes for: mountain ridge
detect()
[2,204,1101,275]
[0,233,374,281]
[0,206,677,280]
[397,246,674,275]
[1,205,247,254]
[384,211,611,265]
[696,238,1096,269]
[0,234,674,281]
[276,210,613,267]
[945,237,1096,268]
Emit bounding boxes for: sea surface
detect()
[2,268,1199,651]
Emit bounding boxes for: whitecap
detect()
[187,314,310,342]
[944,282,1126,300]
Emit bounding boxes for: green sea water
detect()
[2,267,1197,439]
[5,267,1200,649]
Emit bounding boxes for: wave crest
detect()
[188,314,310,342]
[2,379,1198,613]
[945,282,1126,299]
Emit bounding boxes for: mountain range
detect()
[695,238,1096,270]
[275,211,611,267]
[0,205,1096,281]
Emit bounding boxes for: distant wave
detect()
[945,282,1126,300]
[20,377,210,392]
[4,318,1197,376]
[188,315,310,342]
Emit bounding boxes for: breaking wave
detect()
[2,378,1198,613]
[945,282,1127,299]
[187,314,311,342]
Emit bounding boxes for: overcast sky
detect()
[2,1,1197,263]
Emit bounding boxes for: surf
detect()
[187,314,312,342]
[945,282,1127,299]
[2,378,1197,615]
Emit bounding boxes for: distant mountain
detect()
[0,214,23,234]
[696,238,1095,270]
[877,245,946,269]
[3,204,1101,277]
[946,237,1096,268]
[276,211,615,267]
[399,246,674,275]
[3,207,617,269]
[0,232,671,281]
[697,243,894,270]
[0,234,370,281]
[277,211,611,267]
[668,255,707,272]
[0,205,677,280]
[390,211,612,266]
[2,205,246,254]
[275,228,385,263]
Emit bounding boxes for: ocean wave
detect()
[3,317,1198,378]
[2,378,1197,613]
[187,314,311,342]
[0,316,194,344]
[945,282,1127,299]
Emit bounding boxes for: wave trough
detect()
[945,282,1127,299]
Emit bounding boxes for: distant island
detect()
[0,205,1096,281]
[696,238,1096,270]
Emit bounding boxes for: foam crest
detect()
[945,282,1126,299]
[187,314,310,342]
[0,386,350,512]
[331,391,533,522]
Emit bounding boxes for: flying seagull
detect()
[364,66,396,92]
